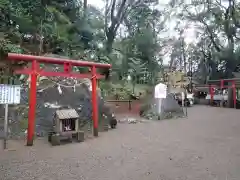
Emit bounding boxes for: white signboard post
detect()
[154,83,167,99]
[154,83,167,114]
[0,84,21,149]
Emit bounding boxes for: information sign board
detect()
[0,84,21,104]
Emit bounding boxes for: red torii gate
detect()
[7,53,111,146]
[195,78,237,108]
[208,78,237,108]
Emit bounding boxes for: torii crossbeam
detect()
[7,53,111,146]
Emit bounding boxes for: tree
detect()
[171,0,240,78]
[104,0,159,53]
[0,0,165,87]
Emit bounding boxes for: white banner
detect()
[0,84,21,104]
[154,83,167,99]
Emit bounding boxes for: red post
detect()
[27,60,38,146]
[210,85,214,105]
[91,66,98,137]
[232,81,236,108]
[220,80,224,89]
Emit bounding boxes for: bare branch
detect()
[110,0,116,22]
[184,8,222,52]
[104,0,110,35]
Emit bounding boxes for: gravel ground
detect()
[1,106,240,180]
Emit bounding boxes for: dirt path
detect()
[1,106,240,180]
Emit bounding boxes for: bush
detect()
[99,81,132,100]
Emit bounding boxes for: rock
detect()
[139,93,185,120]
[127,118,138,124]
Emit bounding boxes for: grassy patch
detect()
[19,118,28,131]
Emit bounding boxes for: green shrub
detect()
[99,81,132,100]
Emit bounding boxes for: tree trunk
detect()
[83,0,88,20]
[106,32,114,53]
[226,64,235,107]
[226,38,235,108]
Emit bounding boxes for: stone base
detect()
[51,134,61,146]
[76,131,84,142]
